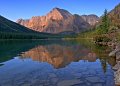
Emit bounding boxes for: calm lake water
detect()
[0,40,116,86]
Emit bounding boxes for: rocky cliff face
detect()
[81,14,99,26]
[16,19,29,27]
[108,3,120,28]
[17,8,99,34]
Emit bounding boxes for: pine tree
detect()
[101,9,110,33]
[96,9,110,35]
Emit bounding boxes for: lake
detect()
[0,40,116,86]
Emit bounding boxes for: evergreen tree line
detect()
[0,32,64,39]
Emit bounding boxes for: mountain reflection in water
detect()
[20,44,97,69]
[0,40,116,86]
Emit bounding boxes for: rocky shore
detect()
[109,43,120,85]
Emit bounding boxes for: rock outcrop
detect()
[17,8,99,34]
[81,14,99,26]
[108,3,120,28]
[109,43,120,85]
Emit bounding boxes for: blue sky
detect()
[0,0,119,21]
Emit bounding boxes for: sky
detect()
[0,0,120,21]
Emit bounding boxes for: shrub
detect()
[93,35,111,42]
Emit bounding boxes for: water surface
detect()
[0,40,116,86]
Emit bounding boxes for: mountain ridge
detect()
[17,8,99,34]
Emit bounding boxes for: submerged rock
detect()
[109,51,116,57]
[113,62,120,71]
[48,73,57,78]
[57,79,83,86]
[94,83,103,86]
[116,52,120,60]
[109,45,120,57]
[110,44,120,85]
[109,49,119,57]
[115,69,120,85]
[85,76,104,83]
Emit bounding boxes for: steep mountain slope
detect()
[0,15,36,33]
[108,3,120,28]
[17,8,99,34]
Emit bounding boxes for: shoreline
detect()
[108,42,120,86]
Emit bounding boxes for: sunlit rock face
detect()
[20,44,97,68]
[16,8,99,34]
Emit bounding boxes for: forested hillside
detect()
[0,15,64,39]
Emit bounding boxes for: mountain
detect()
[108,3,120,28]
[0,15,36,33]
[0,15,63,39]
[17,8,99,34]
[81,14,99,26]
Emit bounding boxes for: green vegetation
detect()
[77,9,119,43]
[96,9,110,34]
[77,3,120,44]
[93,35,111,42]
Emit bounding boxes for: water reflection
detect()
[0,40,116,86]
[20,44,97,69]
[16,40,116,71]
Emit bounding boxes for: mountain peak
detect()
[52,7,60,11]
[47,7,73,20]
[50,7,62,14]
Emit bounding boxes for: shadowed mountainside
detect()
[0,15,37,33]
